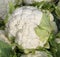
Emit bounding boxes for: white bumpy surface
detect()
[6,6,43,49]
[0,0,15,19]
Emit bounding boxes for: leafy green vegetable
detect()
[55,6,60,19]
[55,1,60,19]
[0,41,15,57]
[9,2,15,14]
[49,32,60,57]
[55,32,60,57]
[56,44,60,57]
[48,35,57,57]
[34,27,49,46]
[4,15,9,24]
[32,2,55,12]
[34,11,56,48]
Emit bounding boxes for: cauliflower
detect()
[23,0,52,4]
[0,30,10,44]
[6,6,57,50]
[0,0,15,19]
[6,6,43,37]
[0,0,22,19]
[21,51,53,57]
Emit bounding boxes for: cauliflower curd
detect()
[0,0,16,19]
[6,6,57,50]
[6,6,43,37]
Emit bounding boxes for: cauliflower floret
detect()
[23,0,52,4]
[0,30,10,44]
[16,30,42,49]
[21,51,53,57]
[6,6,57,50]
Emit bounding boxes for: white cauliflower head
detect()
[23,0,52,4]
[21,51,53,57]
[0,0,22,19]
[6,6,57,50]
[6,6,43,37]
[0,0,15,19]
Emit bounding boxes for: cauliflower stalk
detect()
[6,6,57,52]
